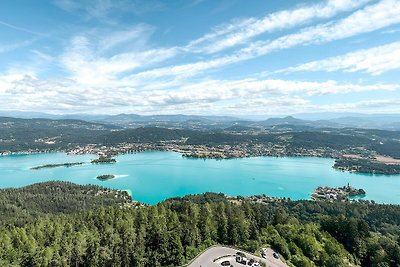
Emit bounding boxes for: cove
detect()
[1,151,400,205]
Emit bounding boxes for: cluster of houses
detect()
[67,143,155,156]
[243,194,289,204]
[180,143,341,160]
[312,184,366,202]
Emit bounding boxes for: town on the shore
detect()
[2,139,400,175]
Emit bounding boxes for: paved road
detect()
[188,246,287,267]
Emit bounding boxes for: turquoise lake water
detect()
[0,151,399,204]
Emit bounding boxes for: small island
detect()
[31,162,83,170]
[312,184,366,202]
[96,174,116,181]
[91,156,117,164]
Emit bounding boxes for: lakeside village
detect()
[2,140,400,174]
[311,184,366,201]
[0,141,345,159]
[66,142,344,159]
[239,184,367,204]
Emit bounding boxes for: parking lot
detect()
[188,246,287,267]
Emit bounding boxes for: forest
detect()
[0,182,399,267]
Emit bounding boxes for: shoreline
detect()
[0,181,388,205]
[0,148,400,177]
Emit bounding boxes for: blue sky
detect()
[0,0,400,115]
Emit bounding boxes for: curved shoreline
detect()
[19,149,400,176]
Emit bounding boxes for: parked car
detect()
[273,252,279,259]
[221,260,230,266]
[236,251,246,257]
[236,255,248,265]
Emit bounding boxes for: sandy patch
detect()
[374,155,400,165]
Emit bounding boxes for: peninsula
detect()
[312,184,366,202]
[31,162,84,170]
[334,156,400,175]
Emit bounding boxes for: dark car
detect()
[236,251,246,257]
[221,260,230,266]
[273,252,279,259]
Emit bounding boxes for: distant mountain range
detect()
[1,111,400,130]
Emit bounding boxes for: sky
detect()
[0,0,400,116]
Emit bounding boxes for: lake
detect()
[1,151,399,204]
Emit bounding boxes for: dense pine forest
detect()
[0,182,399,267]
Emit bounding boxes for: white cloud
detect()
[54,0,126,18]
[53,0,162,19]
[0,20,42,36]
[1,71,398,114]
[221,98,400,116]
[187,0,372,54]
[382,28,400,34]
[243,0,400,57]
[23,0,400,92]
[131,0,400,80]
[98,24,155,52]
[278,41,400,75]
[3,0,400,115]
[173,79,398,99]
[317,99,400,112]
[60,34,178,86]
[0,39,37,54]
[31,50,55,63]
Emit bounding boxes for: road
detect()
[188,246,288,267]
